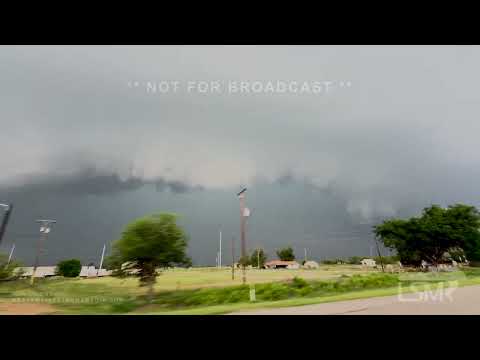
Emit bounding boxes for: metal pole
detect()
[0,203,13,247]
[97,244,106,276]
[304,248,307,263]
[7,243,15,265]
[219,230,222,268]
[231,236,235,280]
[257,248,260,269]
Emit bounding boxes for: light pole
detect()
[7,243,15,265]
[31,219,56,285]
[0,203,13,247]
[237,188,250,285]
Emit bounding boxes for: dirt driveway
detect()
[0,302,58,315]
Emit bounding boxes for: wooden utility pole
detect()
[375,238,385,272]
[31,219,56,285]
[237,188,247,285]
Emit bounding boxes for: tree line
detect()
[374,204,480,266]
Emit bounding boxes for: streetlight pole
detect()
[0,203,13,247]
[31,219,56,285]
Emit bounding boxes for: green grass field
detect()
[1,265,479,315]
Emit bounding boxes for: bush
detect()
[0,253,22,281]
[321,259,337,265]
[291,276,309,288]
[56,259,82,277]
[346,256,363,265]
[373,255,399,265]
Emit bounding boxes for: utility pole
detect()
[231,236,235,280]
[304,248,307,263]
[257,248,260,269]
[375,238,385,273]
[237,188,248,285]
[31,219,56,285]
[0,203,13,247]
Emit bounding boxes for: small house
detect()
[264,260,300,269]
[360,259,376,267]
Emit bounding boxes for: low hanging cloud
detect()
[2,45,480,222]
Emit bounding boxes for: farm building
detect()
[79,266,111,277]
[15,266,57,278]
[264,260,300,269]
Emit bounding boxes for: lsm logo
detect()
[397,272,466,303]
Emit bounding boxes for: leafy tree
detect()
[56,259,82,277]
[374,204,480,265]
[250,249,267,268]
[111,213,190,299]
[0,253,22,280]
[276,247,295,261]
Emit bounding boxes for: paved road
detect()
[230,285,480,315]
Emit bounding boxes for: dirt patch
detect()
[0,302,58,315]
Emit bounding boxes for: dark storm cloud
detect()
[2,168,199,197]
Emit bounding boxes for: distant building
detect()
[79,266,111,277]
[302,260,320,269]
[264,260,300,269]
[361,259,376,267]
[15,266,57,278]
[14,265,111,278]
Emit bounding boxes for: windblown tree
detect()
[110,213,190,299]
[0,253,22,280]
[374,204,480,266]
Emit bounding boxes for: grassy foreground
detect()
[1,266,479,314]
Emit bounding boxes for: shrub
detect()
[291,276,309,288]
[0,253,22,281]
[56,259,82,277]
[321,259,337,265]
[347,256,363,265]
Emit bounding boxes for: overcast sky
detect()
[2,45,480,265]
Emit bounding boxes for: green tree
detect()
[0,253,22,280]
[276,246,295,261]
[374,204,480,265]
[111,213,190,299]
[250,249,267,268]
[238,254,251,267]
[56,259,82,277]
